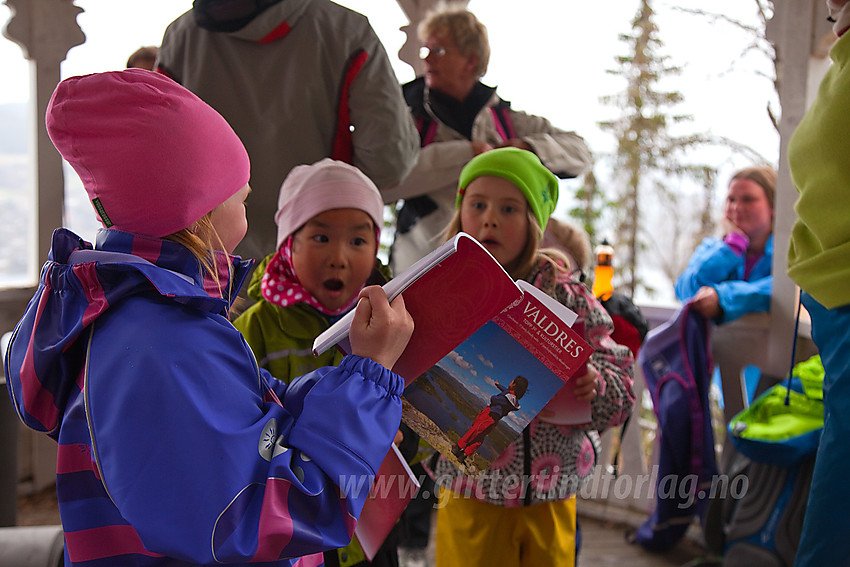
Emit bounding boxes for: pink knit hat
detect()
[274,158,384,249]
[46,69,250,238]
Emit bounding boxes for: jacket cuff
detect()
[283,356,403,495]
[723,232,749,256]
[339,354,405,397]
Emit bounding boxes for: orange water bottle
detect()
[592,239,614,301]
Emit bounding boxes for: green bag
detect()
[728,356,824,467]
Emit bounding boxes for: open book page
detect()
[515,280,578,326]
[352,443,420,561]
[402,280,592,475]
[312,232,524,385]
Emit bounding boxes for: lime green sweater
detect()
[788,33,850,308]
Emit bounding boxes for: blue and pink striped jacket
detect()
[5,228,403,566]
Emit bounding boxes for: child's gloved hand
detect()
[573,367,600,402]
[349,286,414,370]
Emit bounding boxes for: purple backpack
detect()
[631,303,718,551]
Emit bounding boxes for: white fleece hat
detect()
[274,158,384,249]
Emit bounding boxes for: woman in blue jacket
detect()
[675,165,776,323]
[4,70,414,567]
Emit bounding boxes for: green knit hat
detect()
[456,147,559,230]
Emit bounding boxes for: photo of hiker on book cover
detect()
[402,320,570,474]
[451,375,528,463]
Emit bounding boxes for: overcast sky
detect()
[1,1,778,158]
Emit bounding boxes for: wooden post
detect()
[2,0,85,496]
[764,0,832,379]
[3,0,85,268]
[396,0,469,77]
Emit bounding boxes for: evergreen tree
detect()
[599,0,720,299]
[568,169,611,246]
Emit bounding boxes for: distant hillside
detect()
[0,103,28,154]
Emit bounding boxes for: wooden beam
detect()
[764,0,830,378]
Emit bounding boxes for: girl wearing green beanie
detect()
[433,147,636,566]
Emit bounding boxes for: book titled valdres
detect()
[312,232,526,383]
[313,232,592,558]
[402,278,592,476]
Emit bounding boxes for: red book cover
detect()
[537,320,592,426]
[353,444,420,561]
[402,280,593,475]
[492,281,589,380]
[314,234,522,557]
[314,232,593,477]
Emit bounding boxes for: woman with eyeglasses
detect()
[385,6,593,277]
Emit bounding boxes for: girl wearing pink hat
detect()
[234,158,389,384]
[233,158,403,567]
[4,70,413,567]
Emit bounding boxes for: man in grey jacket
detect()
[158,0,419,263]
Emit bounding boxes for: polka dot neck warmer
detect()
[259,236,361,317]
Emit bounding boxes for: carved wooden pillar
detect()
[3,0,84,266]
[2,0,84,497]
[763,0,832,379]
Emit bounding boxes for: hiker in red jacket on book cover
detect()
[451,376,529,463]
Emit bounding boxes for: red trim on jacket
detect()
[260,21,292,44]
[332,49,369,163]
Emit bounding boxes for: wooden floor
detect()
[15,486,719,566]
[574,499,718,567]
[15,485,61,527]
[577,515,715,567]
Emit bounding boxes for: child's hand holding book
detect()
[571,367,600,402]
[349,286,414,370]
